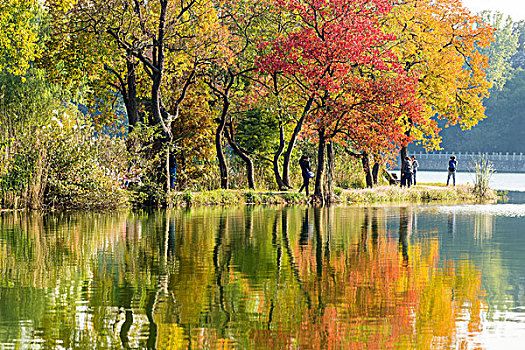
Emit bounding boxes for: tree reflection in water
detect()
[0,207,486,349]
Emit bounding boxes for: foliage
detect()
[257,0,425,198]
[511,20,525,69]
[342,185,496,204]
[479,11,519,91]
[258,0,419,152]
[439,68,525,152]
[0,0,41,76]
[388,0,494,150]
[171,82,217,191]
[0,0,502,202]
[0,68,127,210]
[169,189,306,207]
[44,130,128,210]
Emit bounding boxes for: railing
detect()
[398,152,525,172]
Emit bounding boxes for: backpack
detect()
[448,159,456,172]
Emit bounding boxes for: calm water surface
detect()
[417,170,525,191]
[1,202,525,349]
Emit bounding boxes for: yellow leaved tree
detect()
[0,0,40,75]
[387,0,494,156]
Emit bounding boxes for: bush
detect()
[472,155,495,198]
[0,69,128,210]
[43,125,129,210]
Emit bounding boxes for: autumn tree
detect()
[331,74,424,188]
[42,0,139,129]
[387,0,494,159]
[203,0,282,190]
[43,0,228,193]
[258,0,422,199]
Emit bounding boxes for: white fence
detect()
[399,152,525,172]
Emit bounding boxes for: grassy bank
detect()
[340,185,497,204]
[168,184,498,207]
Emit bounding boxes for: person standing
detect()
[411,155,419,185]
[401,156,413,188]
[447,156,457,186]
[299,155,313,196]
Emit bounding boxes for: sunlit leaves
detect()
[0,0,40,76]
[387,0,494,150]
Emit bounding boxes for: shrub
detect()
[472,155,495,198]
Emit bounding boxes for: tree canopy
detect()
[0,0,41,76]
[0,0,504,205]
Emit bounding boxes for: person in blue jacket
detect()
[447,156,457,186]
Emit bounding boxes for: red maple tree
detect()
[258,0,426,197]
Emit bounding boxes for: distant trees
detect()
[439,69,525,153]
[479,11,519,91]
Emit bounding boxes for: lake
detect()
[2,200,525,349]
[416,170,525,192]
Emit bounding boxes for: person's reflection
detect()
[448,211,456,238]
[299,208,313,247]
[398,207,411,266]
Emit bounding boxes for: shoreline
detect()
[0,184,499,211]
[168,184,499,208]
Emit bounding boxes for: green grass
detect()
[340,185,496,204]
[166,184,497,207]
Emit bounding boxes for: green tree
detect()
[0,0,40,76]
[479,11,519,91]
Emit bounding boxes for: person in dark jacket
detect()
[447,156,457,186]
[411,155,419,185]
[298,155,313,196]
[400,156,413,188]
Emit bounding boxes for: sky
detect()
[462,0,525,21]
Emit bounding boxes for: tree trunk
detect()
[166,147,170,194]
[150,1,169,135]
[215,99,230,189]
[362,151,373,188]
[125,52,139,132]
[282,95,314,187]
[273,123,289,190]
[325,141,335,203]
[224,127,255,189]
[400,146,408,180]
[314,129,326,200]
[400,146,408,164]
[151,72,163,127]
[372,162,380,185]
